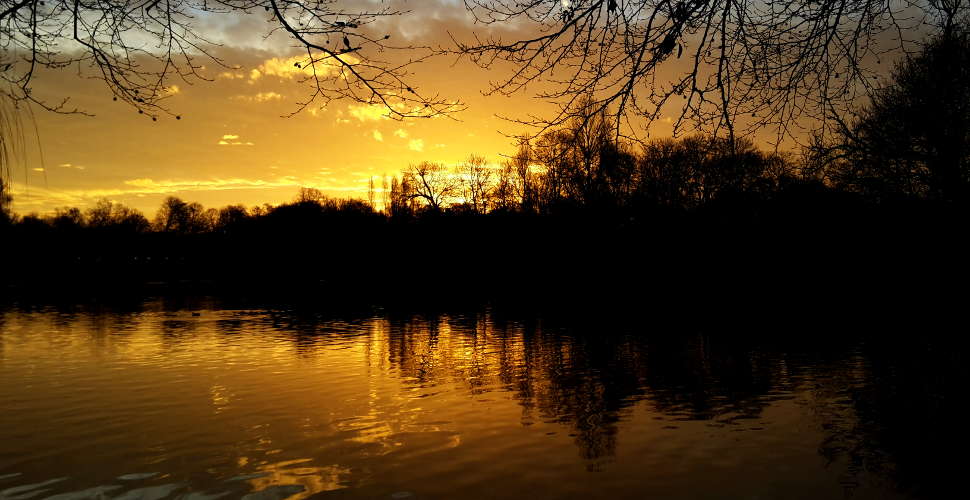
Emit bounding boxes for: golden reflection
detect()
[247,459,351,499]
[0,305,942,498]
[209,384,232,413]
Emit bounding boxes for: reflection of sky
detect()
[0,306,924,499]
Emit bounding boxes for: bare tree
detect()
[0,175,12,224]
[458,154,495,214]
[0,1,463,118]
[403,161,459,211]
[215,204,249,233]
[86,198,116,228]
[154,195,209,233]
[381,174,390,214]
[811,30,970,201]
[86,198,150,231]
[295,186,326,204]
[367,177,376,210]
[452,0,967,144]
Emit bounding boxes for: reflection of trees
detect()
[806,336,970,498]
[372,312,800,462]
[364,311,966,495]
[4,301,962,496]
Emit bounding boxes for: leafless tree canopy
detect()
[807,30,970,200]
[1,0,966,139]
[0,0,462,118]
[403,161,460,211]
[454,0,968,144]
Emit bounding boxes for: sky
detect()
[5,1,557,215]
[1,0,895,216]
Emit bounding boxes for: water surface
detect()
[0,300,962,499]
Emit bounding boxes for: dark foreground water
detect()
[0,299,965,499]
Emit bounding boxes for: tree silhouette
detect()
[0,176,12,225]
[154,196,211,234]
[494,137,538,212]
[457,155,495,214]
[816,30,970,201]
[637,134,791,209]
[295,187,327,205]
[403,161,459,212]
[87,198,150,232]
[4,0,964,134]
[50,206,83,231]
[215,204,250,235]
[0,1,462,117]
[451,1,968,141]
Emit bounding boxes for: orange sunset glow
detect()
[2,1,724,217]
[4,2,970,500]
[2,7,590,214]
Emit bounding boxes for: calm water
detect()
[0,299,963,499]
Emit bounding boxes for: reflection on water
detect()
[0,300,964,499]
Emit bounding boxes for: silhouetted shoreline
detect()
[4,198,967,322]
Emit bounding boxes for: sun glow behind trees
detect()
[2,1,969,215]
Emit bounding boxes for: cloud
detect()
[8,170,374,214]
[58,163,85,170]
[408,139,425,152]
[218,134,253,146]
[394,128,409,139]
[373,130,384,142]
[7,175,312,211]
[348,103,393,122]
[249,53,358,82]
[123,177,297,191]
[232,92,284,103]
[32,168,45,172]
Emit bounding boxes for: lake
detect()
[0,297,963,499]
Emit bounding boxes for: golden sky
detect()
[1,3,530,214]
[2,0,788,216]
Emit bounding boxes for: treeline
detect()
[0,192,379,237]
[1,133,826,236]
[382,127,815,219]
[0,118,966,299]
[0,125,850,238]
[4,32,970,232]
[2,32,969,299]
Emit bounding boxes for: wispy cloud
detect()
[217,134,253,146]
[218,71,247,80]
[4,176,298,211]
[123,177,300,191]
[9,174,356,211]
[373,130,384,142]
[394,128,409,139]
[348,103,393,122]
[232,92,284,103]
[248,54,358,82]
[408,139,425,152]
